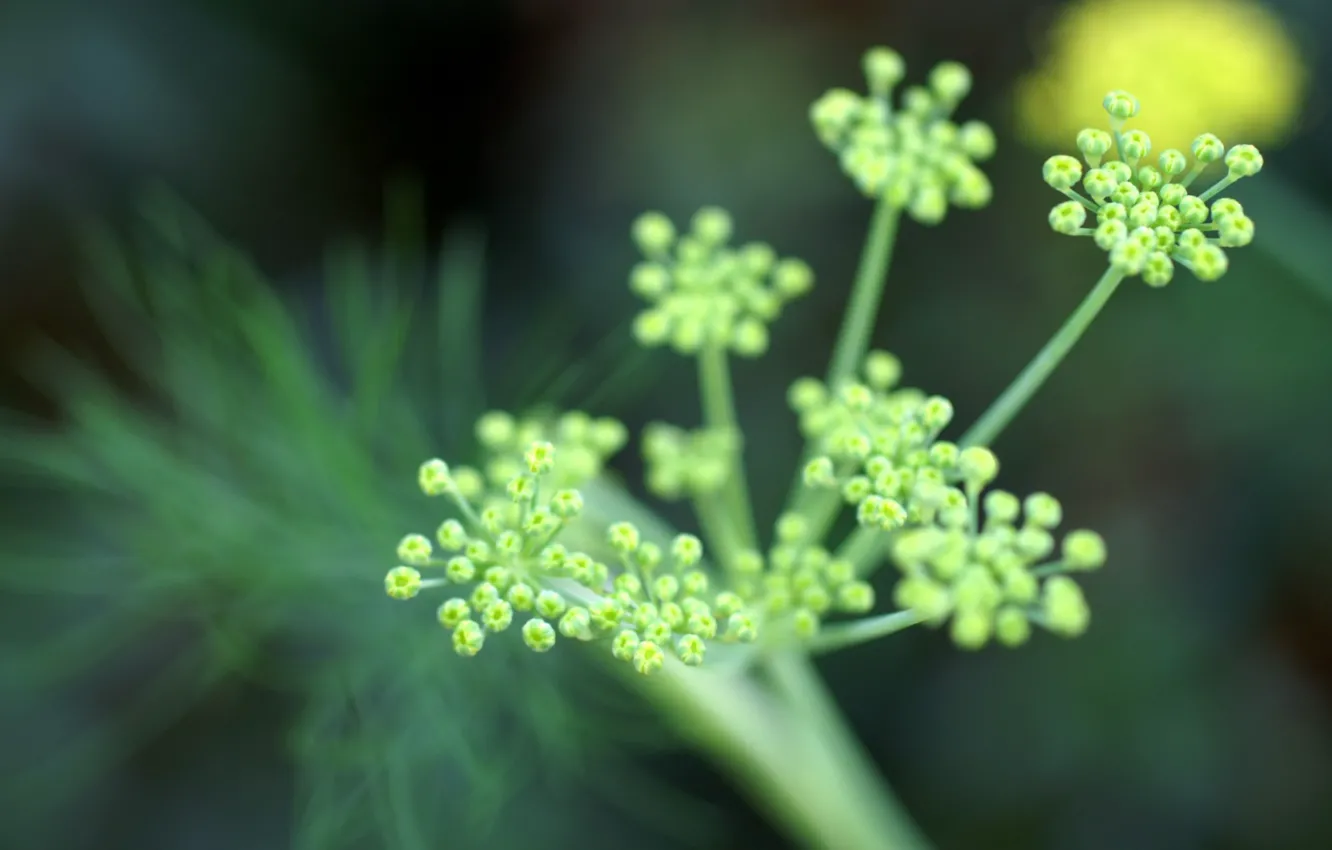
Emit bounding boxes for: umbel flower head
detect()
[792,351,1105,648]
[1015,0,1306,156]
[1043,91,1264,285]
[809,46,996,223]
[393,415,767,672]
[628,207,814,358]
[640,423,738,501]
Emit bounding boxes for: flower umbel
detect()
[1044,91,1263,284]
[810,46,995,223]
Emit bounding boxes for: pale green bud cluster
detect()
[628,208,814,358]
[1044,90,1264,285]
[641,423,740,500]
[791,352,1106,649]
[470,409,627,491]
[721,516,879,640]
[809,47,995,223]
[392,413,763,673]
[890,487,1104,650]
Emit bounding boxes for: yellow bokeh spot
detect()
[1015,0,1307,154]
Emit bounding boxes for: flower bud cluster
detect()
[641,423,739,500]
[1044,90,1264,284]
[392,415,763,673]
[790,352,1106,649]
[471,409,627,492]
[629,208,814,358]
[809,46,995,223]
[723,514,880,640]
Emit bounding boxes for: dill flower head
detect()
[1015,0,1307,154]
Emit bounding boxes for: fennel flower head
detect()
[1015,0,1307,154]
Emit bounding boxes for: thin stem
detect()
[836,525,890,576]
[806,609,924,654]
[698,344,758,556]
[959,265,1126,449]
[826,199,903,390]
[1196,173,1238,203]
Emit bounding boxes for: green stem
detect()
[959,265,1126,449]
[806,610,924,654]
[826,199,903,390]
[698,344,759,557]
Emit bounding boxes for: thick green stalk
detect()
[959,265,1126,448]
[698,344,759,558]
[826,199,903,389]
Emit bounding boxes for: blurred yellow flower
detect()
[1015,0,1307,153]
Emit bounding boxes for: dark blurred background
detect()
[3,1,1331,849]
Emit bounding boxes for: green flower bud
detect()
[611,629,640,661]
[1043,576,1090,636]
[983,490,1020,525]
[418,458,452,496]
[436,519,467,551]
[799,584,832,615]
[1083,168,1118,201]
[1158,182,1187,206]
[1076,128,1113,165]
[1023,492,1062,528]
[481,600,514,632]
[1136,165,1162,191]
[436,598,470,630]
[788,376,828,412]
[1142,252,1175,288]
[674,634,706,666]
[1218,214,1255,248]
[803,456,837,488]
[686,611,718,639]
[653,574,680,602]
[1120,129,1151,161]
[453,620,485,656]
[1110,181,1140,207]
[1191,133,1224,163]
[1210,197,1243,220]
[691,206,733,245]
[725,612,759,642]
[539,544,567,572]
[995,607,1030,647]
[1049,201,1088,235]
[1225,144,1263,177]
[440,556,472,584]
[929,61,972,103]
[632,211,676,256]
[1156,148,1187,176]
[633,639,666,674]
[773,258,814,298]
[837,580,875,613]
[550,489,584,518]
[862,47,906,94]
[1062,529,1107,569]
[731,318,769,358]
[607,521,640,554]
[958,446,998,486]
[1002,569,1038,604]
[588,598,623,631]
[559,607,593,641]
[1110,237,1150,275]
[396,534,432,566]
[951,607,992,649]
[909,182,949,225]
[671,534,703,567]
[1188,244,1229,281]
[1042,155,1084,190]
[522,617,557,652]
[810,88,862,144]
[959,120,996,161]
[1102,90,1139,120]
[535,590,567,619]
[792,607,821,639]
[384,566,422,600]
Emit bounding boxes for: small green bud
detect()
[506,582,536,611]
[862,47,906,94]
[1016,527,1055,561]
[773,258,815,299]
[1062,529,1107,569]
[1101,90,1139,120]
[418,458,452,496]
[1110,237,1150,275]
[1120,129,1151,161]
[1023,492,1062,528]
[653,574,680,602]
[959,120,996,161]
[444,555,475,584]
[1043,576,1090,636]
[483,565,513,591]
[539,544,567,572]
[475,411,515,449]
[643,618,673,645]
[837,580,875,613]
[453,620,485,656]
[559,607,593,641]
[589,598,623,631]
[691,206,733,245]
[522,617,557,652]
[436,519,467,550]
[789,377,828,412]
[633,639,666,674]
[842,475,873,504]
[635,541,663,572]
[481,599,514,632]
[803,456,837,489]
[730,318,769,358]
[384,566,422,600]
[551,489,584,518]
[951,607,992,649]
[632,211,676,256]
[1210,198,1243,220]
[1158,183,1187,207]
[611,629,640,661]
[607,521,641,554]
[958,446,998,486]
[396,534,432,566]
[524,441,556,475]
[929,61,972,103]
[1094,219,1127,251]
[1002,569,1039,604]
[1049,201,1088,235]
[671,534,704,567]
[1188,244,1229,281]
[1136,165,1162,191]
[535,590,568,619]
[1083,168,1117,201]
[725,612,759,642]
[629,263,671,299]
[469,582,500,610]
[1142,252,1175,287]
[674,634,706,666]
[983,490,1020,525]
[994,607,1030,647]
[810,88,862,144]
[437,597,470,629]
[792,607,821,639]
[614,573,643,598]
[1225,144,1262,177]
[1218,214,1255,248]
[1191,133,1224,164]
[1076,128,1113,165]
